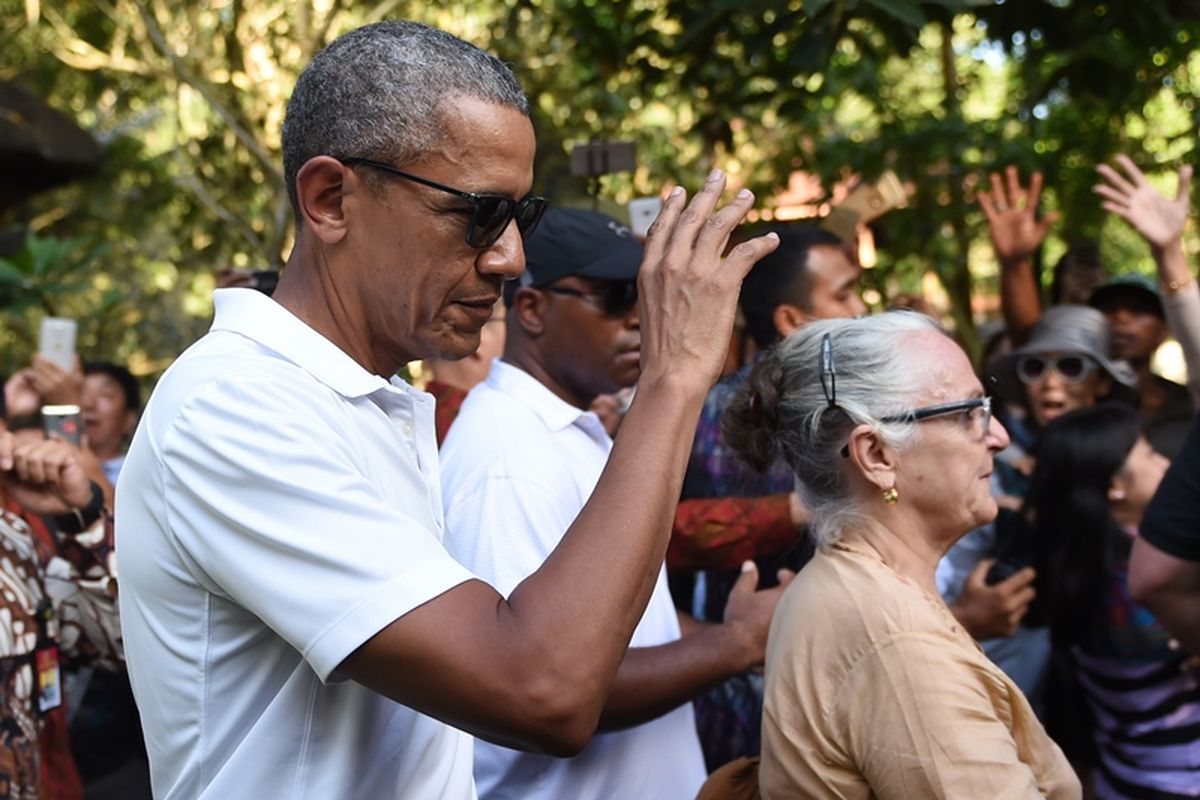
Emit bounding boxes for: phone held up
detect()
[42,405,83,446]
[39,317,77,372]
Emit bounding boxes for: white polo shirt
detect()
[116,289,477,799]
[441,359,707,800]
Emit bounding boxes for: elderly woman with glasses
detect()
[724,311,1080,799]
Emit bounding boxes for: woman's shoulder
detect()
[770,543,968,675]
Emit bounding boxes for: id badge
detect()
[36,645,62,713]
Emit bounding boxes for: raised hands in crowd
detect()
[1095,155,1194,286]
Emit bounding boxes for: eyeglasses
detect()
[340,157,548,248]
[881,396,993,436]
[1016,353,1097,385]
[540,281,639,317]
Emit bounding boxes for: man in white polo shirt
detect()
[441,209,791,800]
[115,19,779,800]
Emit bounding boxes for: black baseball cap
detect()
[514,208,643,294]
[1089,273,1165,319]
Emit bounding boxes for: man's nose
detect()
[478,221,526,281]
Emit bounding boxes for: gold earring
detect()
[882,486,899,505]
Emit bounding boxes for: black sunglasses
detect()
[340,157,548,248]
[540,281,639,317]
[1016,353,1097,385]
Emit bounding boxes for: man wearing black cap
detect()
[1090,274,1194,458]
[440,208,788,800]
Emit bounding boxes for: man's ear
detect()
[773,303,810,340]
[846,423,897,493]
[513,288,547,337]
[295,156,352,244]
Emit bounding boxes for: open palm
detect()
[1095,155,1192,250]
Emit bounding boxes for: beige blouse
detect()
[760,542,1081,800]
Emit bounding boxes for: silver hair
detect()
[281,20,530,217]
[728,311,951,547]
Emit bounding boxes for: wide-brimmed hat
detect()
[986,304,1138,407]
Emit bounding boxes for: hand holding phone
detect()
[42,405,83,446]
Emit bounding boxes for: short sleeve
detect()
[834,633,1073,800]
[1142,412,1200,561]
[159,375,474,681]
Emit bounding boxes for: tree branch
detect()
[136,2,284,190]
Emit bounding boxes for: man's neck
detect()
[502,349,588,410]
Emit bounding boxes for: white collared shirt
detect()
[116,289,477,799]
[441,359,706,800]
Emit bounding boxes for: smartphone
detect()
[42,404,83,446]
[628,197,664,239]
[39,317,78,372]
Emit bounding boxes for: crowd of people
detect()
[2,16,1199,800]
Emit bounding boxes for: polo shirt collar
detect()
[209,288,402,399]
[487,358,601,435]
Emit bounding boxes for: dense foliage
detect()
[1,0,1196,376]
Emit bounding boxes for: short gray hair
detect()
[723,311,950,546]
[282,20,530,217]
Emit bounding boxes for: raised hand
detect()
[977,166,1059,265]
[1095,155,1193,252]
[637,172,780,392]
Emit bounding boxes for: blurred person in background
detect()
[0,428,120,799]
[1026,404,1198,799]
[81,362,140,486]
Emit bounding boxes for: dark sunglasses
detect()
[340,157,548,248]
[1016,353,1097,385]
[540,281,639,317]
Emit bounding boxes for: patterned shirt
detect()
[0,495,120,799]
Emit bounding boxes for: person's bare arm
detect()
[1130,534,1200,655]
[339,174,780,756]
[1096,156,1199,401]
[977,166,1059,345]
[599,562,793,731]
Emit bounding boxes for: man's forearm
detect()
[1130,535,1200,654]
[999,257,1042,346]
[597,621,752,731]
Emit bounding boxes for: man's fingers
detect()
[1008,585,1036,610]
[1036,210,1061,238]
[1000,565,1036,590]
[641,186,686,270]
[693,187,757,255]
[1176,165,1194,203]
[732,560,761,593]
[776,568,797,588]
[1114,154,1147,187]
[967,558,993,585]
[723,232,780,283]
[665,169,728,254]
[1004,165,1024,209]
[1096,162,1136,196]
[1027,171,1045,207]
[1093,183,1129,207]
[988,172,1006,208]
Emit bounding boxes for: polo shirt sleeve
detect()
[156,373,475,682]
[1142,411,1200,562]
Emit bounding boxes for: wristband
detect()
[53,481,105,534]
[1163,275,1196,295]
